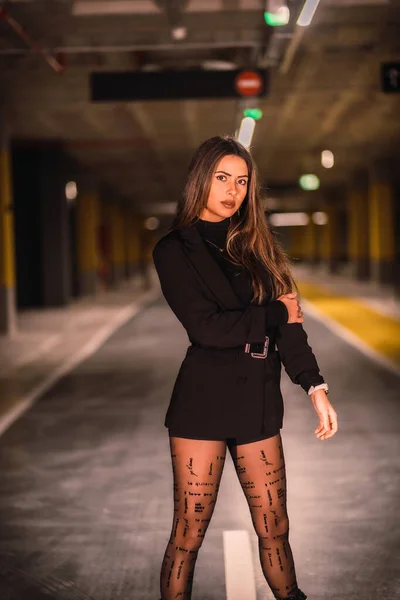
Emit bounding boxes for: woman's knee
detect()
[253,510,290,541]
[169,512,211,552]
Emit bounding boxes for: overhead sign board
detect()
[90,69,268,102]
[381,63,400,93]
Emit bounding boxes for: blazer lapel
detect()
[178,224,244,310]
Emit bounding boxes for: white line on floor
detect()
[303,299,400,378]
[0,289,158,437]
[223,530,257,600]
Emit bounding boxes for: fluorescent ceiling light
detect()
[297,0,321,26]
[202,60,237,70]
[321,150,334,169]
[237,117,256,148]
[144,217,160,230]
[312,211,328,225]
[65,181,77,202]
[171,26,187,41]
[270,212,309,226]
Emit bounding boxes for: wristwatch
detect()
[308,383,329,396]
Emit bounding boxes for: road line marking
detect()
[298,280,400,365]
[0,289,158,437]
[223,530,257,600]
[302,299,400,378]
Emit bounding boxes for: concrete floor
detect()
[0,298,399,600]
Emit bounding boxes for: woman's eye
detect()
[238,179,248,186]
[216,175,226,181]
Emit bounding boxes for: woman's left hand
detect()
[310,390,338,440]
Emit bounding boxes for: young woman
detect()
[152,135,338,600]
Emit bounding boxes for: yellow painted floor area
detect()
[298,281,400,368]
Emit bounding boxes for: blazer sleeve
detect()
[153,237,287,348]
[275,323,325,393]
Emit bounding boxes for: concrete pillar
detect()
[76,190,99,295]
[40,148,71,306]
[368,166,395,284]
[320,197,341,274]
[347,185,370,280]
[0,123,16,334]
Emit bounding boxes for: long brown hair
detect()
[171,135,296,303]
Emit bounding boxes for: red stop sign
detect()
[234,71,263,97]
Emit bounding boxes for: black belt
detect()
[190,331,277,358]
[245,334,276,359]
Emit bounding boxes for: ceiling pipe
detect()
[259,30,292,68]
[279,24,305,74]
[0,6,65,73]
[0,39,262,55]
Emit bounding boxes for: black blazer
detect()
[152,222,324,439]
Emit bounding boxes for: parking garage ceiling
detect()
[0,0,400,214]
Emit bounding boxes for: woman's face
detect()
[200,154,249,222]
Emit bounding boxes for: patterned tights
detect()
[160,432,299,600]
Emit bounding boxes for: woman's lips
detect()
[221,201,235,208]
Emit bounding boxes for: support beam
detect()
[77,190,100,295]
[0,122,16,334]
[347,184,370,280]
[368,166,395,285]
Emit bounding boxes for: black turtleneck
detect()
[195,217,288,327]
[195,216,231,252]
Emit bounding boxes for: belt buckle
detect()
[245,336,269,359]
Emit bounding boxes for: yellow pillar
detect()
[369,179,395,284]
[106,203,126,285]
[0,141,16,334]
[347,187,369,280]
[117,205,126,279]
[76,190,99,295]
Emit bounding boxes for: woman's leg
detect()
[228,432,300,600]
[160,435,227,600]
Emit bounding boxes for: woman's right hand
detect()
[277,292,304,324]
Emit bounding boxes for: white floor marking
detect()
[303,299,400,378]
[0,290,158,437]
[223,530,257,600]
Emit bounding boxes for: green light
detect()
[264,9,289,27]
[243,108,263,121]
[299,174,320,191]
